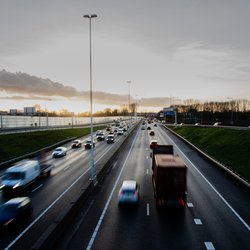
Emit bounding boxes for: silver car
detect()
[118,180,139,205]
[52,147,67,158]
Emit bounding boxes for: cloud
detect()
[0,69,179,107]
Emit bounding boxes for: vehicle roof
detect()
[150,140,157,143]
[155,155,186,168]
[121,180,137,190]
[6,160,38,172]
[55,147,66,150]
[5,197,30,205]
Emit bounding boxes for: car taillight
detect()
[134,191,138,197]
[119,191,123,196]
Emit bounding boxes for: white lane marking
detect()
[165,132,250,232]
[86,129,139,250]
[147,203,150,216]
[204,242,215,250]
[146,169,149,175]
[194,219,202,225]
[5,134,124,250]
[112,161,117,169]
[146,148,148,151]
[64,164,71,171]
[187,202,194,208]
[146,156,149,159]
[31,185,43,193]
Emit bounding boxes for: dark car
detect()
[150,140,158,149]
[71,140,82,148]
[96,132,105,141]
[154,123,157,127]
[85,140,95,149]
[0,197,32,229]
[149,130,155,136]
[147,126,151,130]
[106,135,115,143]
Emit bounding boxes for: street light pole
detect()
[126,80,131,122]
[84,14,97,185]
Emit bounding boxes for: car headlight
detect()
[13,183,20,189]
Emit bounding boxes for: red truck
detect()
[152,145,187,208]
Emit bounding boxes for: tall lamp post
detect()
[126,80,131,122]
[83,14,97,185]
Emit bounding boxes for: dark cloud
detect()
[0,70,179,107]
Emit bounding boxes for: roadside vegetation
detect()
[0,126,105,164]
[168,126,250,181]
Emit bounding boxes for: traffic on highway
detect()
[0,120,249,250]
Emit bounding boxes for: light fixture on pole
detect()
[83,14,97,185]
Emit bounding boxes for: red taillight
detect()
[134,191,138,197]
[119,191,123,196]
[179,198,185,207]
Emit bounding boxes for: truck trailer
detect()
[152,145,187,208]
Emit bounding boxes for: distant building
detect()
[9,109,22,115]
[24,107,36,115]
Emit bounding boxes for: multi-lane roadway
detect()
[55,123,250,250]
[1,122,250,250]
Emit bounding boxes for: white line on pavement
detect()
[86,129,139,250]
[31,185,43,193]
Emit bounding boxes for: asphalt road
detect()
[0,124,135,250]
[1,122,249,250]
[54,123,250,250]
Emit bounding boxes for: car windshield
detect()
[122,190,135,195]
[55,148,62,152]
[3,172,23,180]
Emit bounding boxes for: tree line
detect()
[168,99,250,126]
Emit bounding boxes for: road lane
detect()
[0,126,135,250]
[54,123,250,250]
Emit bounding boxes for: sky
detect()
[0,0,250,113]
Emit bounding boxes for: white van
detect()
[1,160,41,192]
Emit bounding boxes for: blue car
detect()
[0,197,32,229]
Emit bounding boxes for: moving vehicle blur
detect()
[1,159,53,193]
[149,130,155,136]
[152,145,187,208]
[106,134,115,143]
[117,129,124,135]
[52,147,67,158]
[85,140,95,149]
[118,180,139,205]
[0,197,32,229]
[71,140,82,148]
[96,131,105,141]
[150,140,158,149]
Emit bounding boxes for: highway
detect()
[54,123,250,250]
[0,123,134,250]
[1,122,250,249]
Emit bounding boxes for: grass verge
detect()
[0,126,105,164]
[168,126,250,181]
